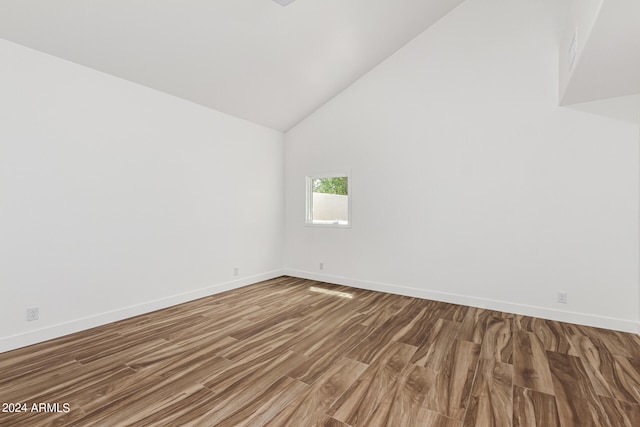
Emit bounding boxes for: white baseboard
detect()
[0,270,285,353]
[284,269,640,334]
[3,269,637,353]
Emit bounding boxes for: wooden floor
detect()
[1,277,640,426]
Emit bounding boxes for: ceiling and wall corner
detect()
[567,94,640,126]
[0,0,465,131]
[560,0,640,106]
[558,0,604,103]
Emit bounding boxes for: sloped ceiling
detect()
[562,0,640,105]
[0,0,465,131]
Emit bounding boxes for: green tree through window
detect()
[312,177,348,195]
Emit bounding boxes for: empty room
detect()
[1,0,640,426]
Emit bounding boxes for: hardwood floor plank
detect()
[512,386,560,427]
[617,399,640,426]
[463,358,513,427]
[128,386,219,427]
[75,336,169,366]
[203,375,309,427]
[424,339,481,421]
[289,327,369,385]
[176,352,304,425]
[288,313,369,358]
[229,305,309,341]
[0,359,82,402]
[441,303,470,323]
[411,409,463,427]
[166,313,254,344]
[203,349,305,397]
[513,332,554,395]
[68,376,205,426]
[512,315,535,333]
[367,405,463,427]
[396,306,441,347]
[547,351,611,427]
[265,357,368,427]
[458,308,491,345]
[599,396,639,427]
[611,355,640,404]
[124,336,235,375]
[356,294,411,328]
[569,333,640,404]
[366,364,437,427]
[219,322,307,362]
[582,328,640,360]
[329,342,417,426]
[314,415,353,427]
[410,319,461,369]
[531,320,576,356]
[344,315,416,364]
[0,332,119,383]
[478,316,513,363]
[106,313,206,346]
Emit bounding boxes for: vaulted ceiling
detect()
[0,0,465,131]
[2,0,637,131]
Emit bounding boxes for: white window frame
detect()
[305,172,351,228]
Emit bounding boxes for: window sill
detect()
[305,221,351,228]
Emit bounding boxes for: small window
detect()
[306,174,350,227]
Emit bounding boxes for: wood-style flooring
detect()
[1,276,640,426]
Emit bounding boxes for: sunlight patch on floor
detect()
[309,286,353,299]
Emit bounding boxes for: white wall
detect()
[284,0,640,332]
[0,40,284,352]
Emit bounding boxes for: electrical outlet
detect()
[319,262,324,270]
[27,307,39,321]
[557,292,568,304]
[234,267,239,276]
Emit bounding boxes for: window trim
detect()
[305,172,351,228]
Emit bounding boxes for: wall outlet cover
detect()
[27,307,39,321]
